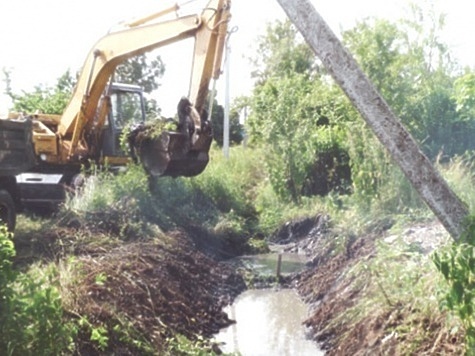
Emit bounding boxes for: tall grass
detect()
[333,233,462,354]
[194,145,265,217]
[437,154,475,211]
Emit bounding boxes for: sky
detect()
[0,0,474,117]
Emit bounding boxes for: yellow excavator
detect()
[0,0,231,230]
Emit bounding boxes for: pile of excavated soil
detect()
[69,229,246,354]
[279,217,465,355]
[14,226,246,355]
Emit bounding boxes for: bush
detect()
[0,225,74,355]
[433,215,475,354]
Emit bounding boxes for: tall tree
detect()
[341,5,474,159]
[251,19,317,84]
[208,99,244,147]
[115,54,165,119]
[114,55,165,94]
[5,70,75,115]
[247,20,352,202]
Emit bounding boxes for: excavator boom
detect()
[55,0,231,177]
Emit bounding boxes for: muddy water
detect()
[215,289,324,355]
[239,253,308,276]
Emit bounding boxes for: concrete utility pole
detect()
[223,26,237,160]
[277,0,469,239]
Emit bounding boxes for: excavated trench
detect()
[14,209,461,354]
[214,253,324,355]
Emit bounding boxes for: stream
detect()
[214,253,324,355]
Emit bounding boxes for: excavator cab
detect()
[101,83,146,159]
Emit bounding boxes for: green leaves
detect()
[0,229,74,355]
[433,234,475,352]
[8,70,75,115]
[248,73,349,202]
[0,226,15,286]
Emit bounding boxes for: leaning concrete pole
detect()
[277,0,469,239]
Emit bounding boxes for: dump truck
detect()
[0,0,231,231]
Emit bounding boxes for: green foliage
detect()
[342,10,475,160]
[454,72,475,120]
[337,232,456,354]
[78,317,110,351]
[251,19,316,82]
[165,334,217,356]
[249,73,349,203]
[209,100,244,146]
[111,317,155,355]
[63,153,257,236]
[62,164,151,237]
[115,54,164,94]
[432,215,475,353]
[115,54,165,119]
[6,70,75,114]
[437,154,475,212]
[194,146,260,219]
[0,225,15,286]
[0,226,74,355]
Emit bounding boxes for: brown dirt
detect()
[287,217,465,355]
[13,214,466,354]
[14,226,246,355]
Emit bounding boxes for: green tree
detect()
[342,5,475,160]
[247,20,352,202]
[5,70,75,114]
[115,54,165,119]
[4,54,166,119]
[249,73,350,202]
[453,72,475,120]
[115,54,164,94]
[251,19,317,83]
[208,99,244,147]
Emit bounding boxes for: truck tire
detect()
[0,189,16,232]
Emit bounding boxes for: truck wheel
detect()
[0,190,16,232]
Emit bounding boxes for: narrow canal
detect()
[214,253,324,355]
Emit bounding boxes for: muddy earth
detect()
[14,214,464,354]
[271,215,464,355]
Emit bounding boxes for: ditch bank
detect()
[14,213,465,354]
[275,215,465,354]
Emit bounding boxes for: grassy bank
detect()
[4,146,475,354]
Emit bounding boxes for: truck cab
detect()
[2,83,147,229]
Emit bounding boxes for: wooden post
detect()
[276,0,469,240]
[276,254,282,280]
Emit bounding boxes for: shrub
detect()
[0,225,74,355]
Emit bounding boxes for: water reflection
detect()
[215,289,323,356]
[239,253,308,276]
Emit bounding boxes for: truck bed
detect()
[0,118,36,176]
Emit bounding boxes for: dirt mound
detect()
[64,230,246,354]
[290,218,464,355]
[268,214,330,245]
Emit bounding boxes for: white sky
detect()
[0,0,474,116]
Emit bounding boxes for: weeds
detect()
[328,228,461,354]
[0,226,75,355]
[433,215,475,354]
[4,140,475,354]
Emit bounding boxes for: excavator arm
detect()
[56,0,231,175]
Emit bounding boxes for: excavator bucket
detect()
[129,128,213,178]
[129,97,213,178]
